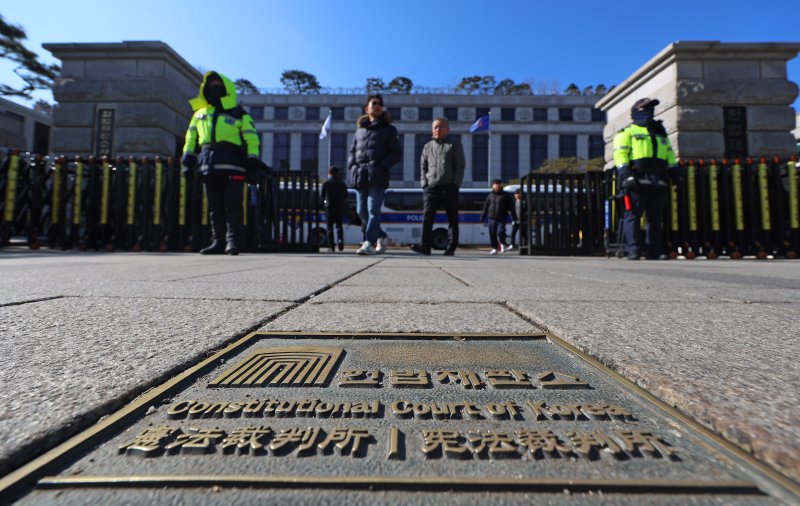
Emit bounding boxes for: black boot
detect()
[410,244,431,255]
[225,243,240,255]
[200,241,225,255]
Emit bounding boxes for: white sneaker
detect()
[507,244,515,251]
[499,243,506,254]
[489,249,498,255]
[356,241,375,255]
[375,237,387,254]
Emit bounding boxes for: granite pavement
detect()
[1,247,798,502]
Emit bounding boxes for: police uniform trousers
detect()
[623,173,667,259]
[203,174,245,247]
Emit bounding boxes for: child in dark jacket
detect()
[480,178,517,254]
[321,166,348,252]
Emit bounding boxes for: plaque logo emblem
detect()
[209,347,344,387]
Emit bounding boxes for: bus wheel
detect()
[312,227,328,247]
[432,229,448,250]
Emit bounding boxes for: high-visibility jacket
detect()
[613,123,676,177]
[183,72,260,176]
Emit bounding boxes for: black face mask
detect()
[632,108,655,126]
[203,83,225,107]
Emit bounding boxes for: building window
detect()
[501,135,519,181]
[249,107,264,120]
[274,107,288,120]
[559,108,573,121]
[273,133,290,170]
[331,133,348,171]
[476,107,490,119]
[390,135,405,181]
[306,107,320,121]
[559,135,577,158]
[501,108,515,122]
[472,135,489,183]
[388,107,401,122]
[589,135,604,159]
[415,134,429,181]
[418,107,433,121]
[331,107,345,121]
[533,108,547,121]
[530,135,548,170]
[444,107,458,121]
[591,108,606,122]
[301,133,319,171]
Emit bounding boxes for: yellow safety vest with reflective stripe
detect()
[183,108,259,158]
[613,124,676,171]
[183,72,259,159]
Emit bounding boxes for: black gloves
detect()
[181,153,198,176]
[621,176,639,193]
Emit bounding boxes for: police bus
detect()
[316,187,513,250]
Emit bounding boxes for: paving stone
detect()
[0,297,292,476]
[508,299,800,484]
[263,302,536,333]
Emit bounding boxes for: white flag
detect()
[319,111,332,140]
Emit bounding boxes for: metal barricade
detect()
[601,157,799,259]
[0,149,321,253]
[519,171,605,256]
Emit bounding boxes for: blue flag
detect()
[470,114,490,133]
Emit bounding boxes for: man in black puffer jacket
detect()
[348,94,402,255]
[480,179,518,254]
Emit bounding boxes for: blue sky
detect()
[3,0,800,108]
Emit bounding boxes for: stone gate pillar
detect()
[43,41,202,158]
[596,41,800,163]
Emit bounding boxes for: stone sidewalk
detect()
[0,248,798,500]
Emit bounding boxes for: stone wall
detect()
[43,41,202,158]
[596,41,800,164]
[0,97,52,153]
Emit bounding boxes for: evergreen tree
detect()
[386,76,413,94]
[455,76,482,94]
[564,83,581,96]
[0,15,60,98]
[365,77,385,94]
[280,70,321,94]
[235,78,261,95]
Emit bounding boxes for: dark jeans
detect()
[488,220,507,249]
[623,178,667,258]
[421,185,459,251]
[326,205,344,247]
[203,174,244,247]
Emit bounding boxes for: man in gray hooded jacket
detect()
[410,118,466,256]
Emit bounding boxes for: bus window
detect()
[401,193,423,211]
[459,191,489,211]
[384,192,423,211]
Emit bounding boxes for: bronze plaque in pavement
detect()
[2,332,798,504]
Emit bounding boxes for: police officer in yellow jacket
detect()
[182,71,261,255]
[613,98,678,260]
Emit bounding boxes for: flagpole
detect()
[487,111,492,188]
[327,109,332,170]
